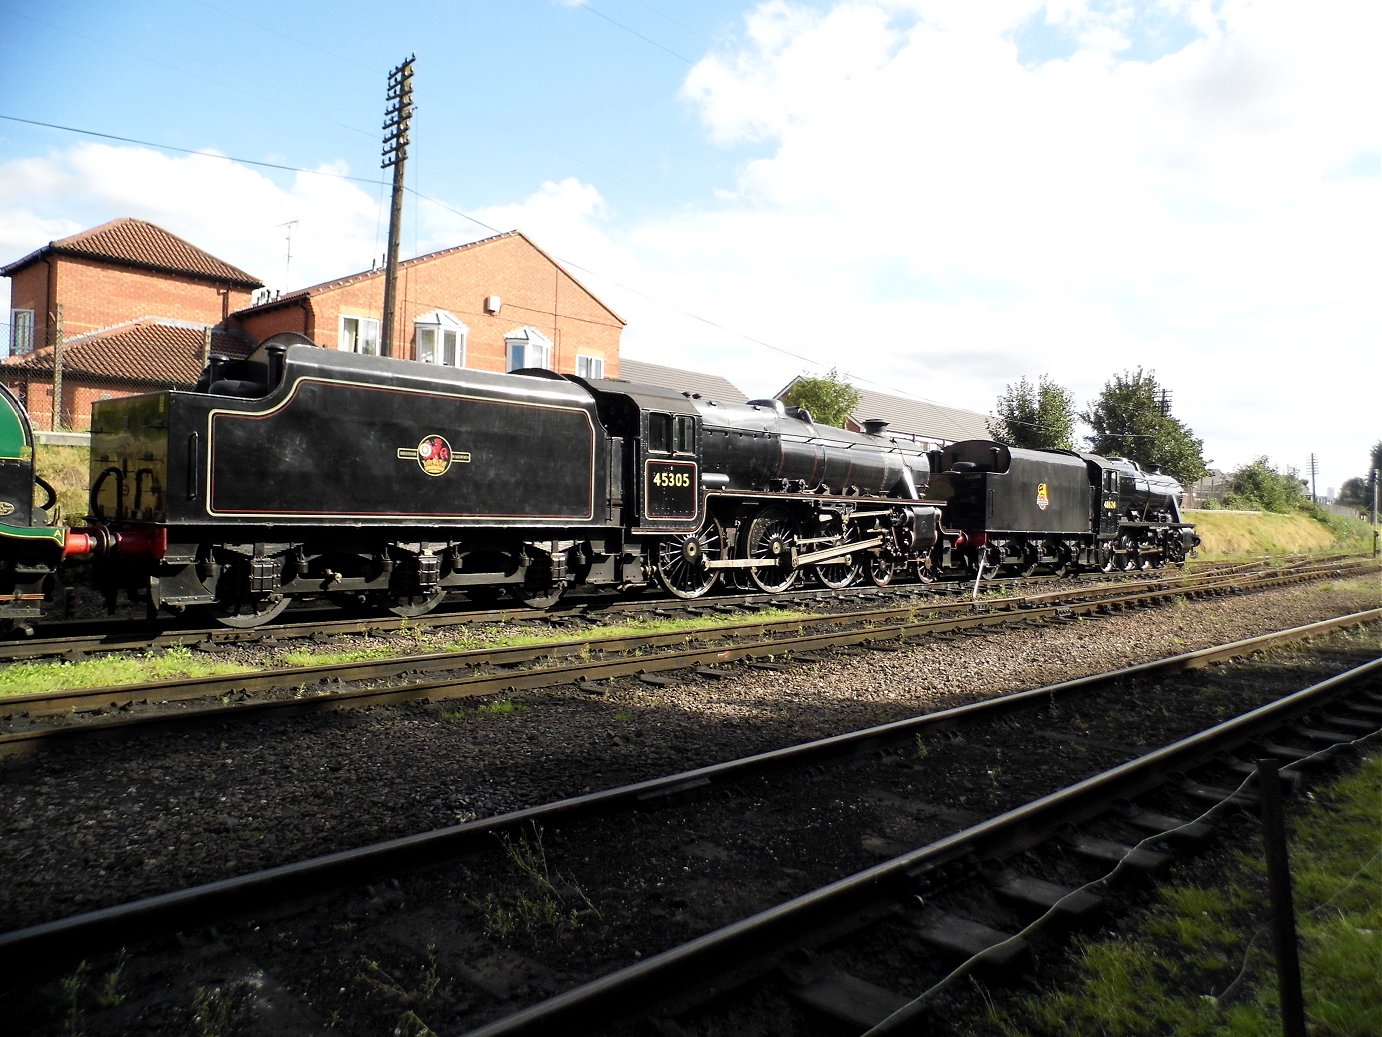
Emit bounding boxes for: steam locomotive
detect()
[0,342,1198,631]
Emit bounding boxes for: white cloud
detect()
[0,144,387,295]
[643,0,1380,491]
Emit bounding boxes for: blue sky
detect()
[1,0,1378,495]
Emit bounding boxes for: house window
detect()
[10,309,34,355]
[505,326,554,372]
[576,354,604,379]
[339,315,380,355]
[414,310,468,367]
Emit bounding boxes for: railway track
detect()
[0,553,1346,663]
[3,560,1371,756]
[1,611,1376,1036]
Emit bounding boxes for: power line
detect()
[0,114,387,187]
[0,114,1158,431]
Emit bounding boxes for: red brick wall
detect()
[51,256,255,338]
[234,235,623,377]
[6,264,49,347]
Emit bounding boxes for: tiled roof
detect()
[235,230,624,325]
[618,357,749,404]
[777,377,994,445]
[1,218,262,287]
[1,319,254,387]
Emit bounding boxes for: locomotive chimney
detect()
[206,353,229,386]
[863,418,890,436]
[265,343,288,389]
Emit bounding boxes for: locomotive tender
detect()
[0,342,1197,630]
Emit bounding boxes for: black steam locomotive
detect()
[1,342,1197,630]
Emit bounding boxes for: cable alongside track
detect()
[467,658,1381,1037]
[2,611,1376,996]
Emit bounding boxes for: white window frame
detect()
[414,310,468,368]
[10,309,34,355]
[339,314,381,356]
[576,354,604,380]
[505,326,554,372]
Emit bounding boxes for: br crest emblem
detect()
[396,435,470,477]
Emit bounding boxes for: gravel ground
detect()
[0,574,1377,940]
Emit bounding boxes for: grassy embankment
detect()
[1187,508,1376,559]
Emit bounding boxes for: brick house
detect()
[1,218,262,429]
[234,230,623,381]
[3,220,625,430]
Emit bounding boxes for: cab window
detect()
[674,415,696,455]
[647,413,671,453]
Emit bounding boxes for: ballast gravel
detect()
[0,574,1377,935]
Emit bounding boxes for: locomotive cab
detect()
[574,377,703,534]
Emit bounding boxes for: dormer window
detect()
[414,310,468,367]
[505,326,553,372]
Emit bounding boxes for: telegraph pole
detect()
[379,55,415,358]
[1308,453,1319,503]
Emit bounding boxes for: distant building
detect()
[1,218,261,428]
[235,230,623,381]
[617,357,749,404]
[776,377,993,448]
[3,221,625,430]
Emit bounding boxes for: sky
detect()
[1,0,1377,496]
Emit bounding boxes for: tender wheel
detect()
[814,524,861,590]
[744,506,800,593]
[656,517,723,600]
[1014,544,1040,578]
[209,595,290,629]
[509,581,565,609]
[389,587,446,618]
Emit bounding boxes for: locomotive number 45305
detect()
[651,469,692,488]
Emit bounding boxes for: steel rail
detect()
[3,561,1328,720]
[0,610,1375,975]
[461,655,1382,1037]
[0,567,1369,755]
[0,567,1358,755]
[1,554,1358,663]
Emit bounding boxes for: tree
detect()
[1223,456,1310,513]
[987,375,1076,450]
[782,367,861,429]
[1081,369,1209,483]
[1335,440,1381,508]
[1336,477,1370,508]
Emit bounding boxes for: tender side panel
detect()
[206,377,598,521]
[980,453,1092,534]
